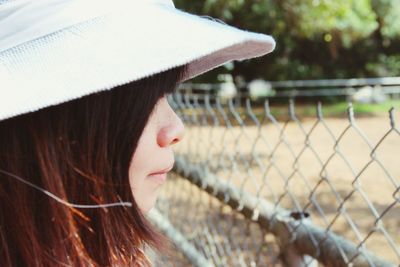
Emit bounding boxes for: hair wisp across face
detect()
[0,65,186,266]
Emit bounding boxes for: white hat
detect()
[0,0,275,121]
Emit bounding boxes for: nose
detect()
[157,102,185,147]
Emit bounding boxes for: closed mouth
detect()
[149,164,174,176]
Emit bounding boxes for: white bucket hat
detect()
[0,0,275,122]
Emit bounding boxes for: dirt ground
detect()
[170,112,400,265]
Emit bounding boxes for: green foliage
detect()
[293,0,377,47]
[174,0,400,81]
[366,54,400,76]
[371,0,400,38]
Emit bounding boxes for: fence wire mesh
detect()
[152,90,399,267]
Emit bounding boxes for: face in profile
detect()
[128,96,184,213]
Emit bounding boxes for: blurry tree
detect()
[371,0,400,39]
[174,0,400,81]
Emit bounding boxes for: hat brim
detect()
[0,1,275,121]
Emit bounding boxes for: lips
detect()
[149,165,173,176]
[147,164,174,184]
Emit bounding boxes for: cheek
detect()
[128,121,159,212]
[129,156,160,213]
[128,118,156,180]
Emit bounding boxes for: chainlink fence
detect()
[149,89,400,267]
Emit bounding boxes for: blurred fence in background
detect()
[181,76,400,102]
[149,85,400,267]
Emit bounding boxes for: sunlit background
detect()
[151,1,400,266]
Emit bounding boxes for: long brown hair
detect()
[0,65,186,266]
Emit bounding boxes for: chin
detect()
[138,196,158,214]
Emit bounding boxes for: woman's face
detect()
[128,96,184,213]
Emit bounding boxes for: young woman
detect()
[0,0,275,265]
